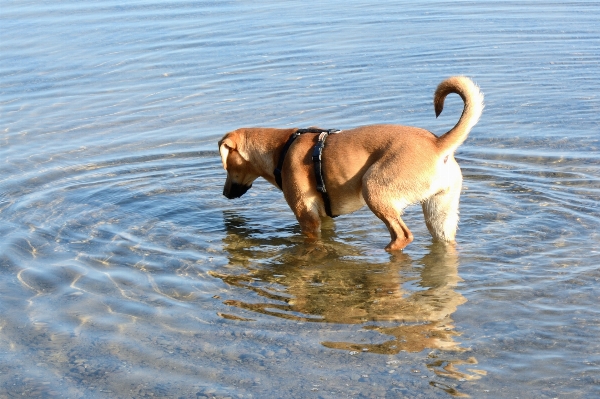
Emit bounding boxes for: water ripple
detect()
[2,1,600,398]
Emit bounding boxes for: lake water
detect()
[1,1,599,398]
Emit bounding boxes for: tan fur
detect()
[218,76,484,251]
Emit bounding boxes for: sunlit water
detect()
[1,1,599,398]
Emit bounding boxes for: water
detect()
[1,1,599,397]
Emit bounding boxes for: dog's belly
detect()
[335,194,366,215]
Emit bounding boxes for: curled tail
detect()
[434,76,484,153]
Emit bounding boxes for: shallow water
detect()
[1,1,599,398]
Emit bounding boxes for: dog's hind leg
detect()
[381,213,414,251]
[421,178,462,242]
[363,195,414,251]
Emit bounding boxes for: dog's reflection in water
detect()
[213,211,485,386]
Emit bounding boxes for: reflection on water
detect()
[213,211,485,394]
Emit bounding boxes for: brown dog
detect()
[218,76,483,251]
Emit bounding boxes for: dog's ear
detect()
[219,137,235,170]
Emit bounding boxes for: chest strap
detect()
[274,128,340,218]
[274,131,302,189]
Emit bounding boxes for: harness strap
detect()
[274,131,301,189]
[312,132,334,217]
[274,128,341,218]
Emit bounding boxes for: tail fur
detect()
[434,76,484,153]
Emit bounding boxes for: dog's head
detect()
[218,130,258,199]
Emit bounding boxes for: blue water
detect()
[1,1,599,397]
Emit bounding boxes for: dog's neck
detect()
[244,128,296,187]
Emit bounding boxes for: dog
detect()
[218,76,483,251]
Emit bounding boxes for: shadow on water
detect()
[212,211,486,396]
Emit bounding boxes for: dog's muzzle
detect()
[223,182,252,199]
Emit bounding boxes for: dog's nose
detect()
[223,183,252,199]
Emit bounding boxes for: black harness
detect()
[273,128,341,218]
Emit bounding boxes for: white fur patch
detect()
[219,143,230,170]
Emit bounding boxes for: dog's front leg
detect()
[297,207,322,240]
[297,198,324,240]
[285,190,323,240]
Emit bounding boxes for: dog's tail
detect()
[434,76,484,153]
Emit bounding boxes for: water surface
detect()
[1,1,599,398]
